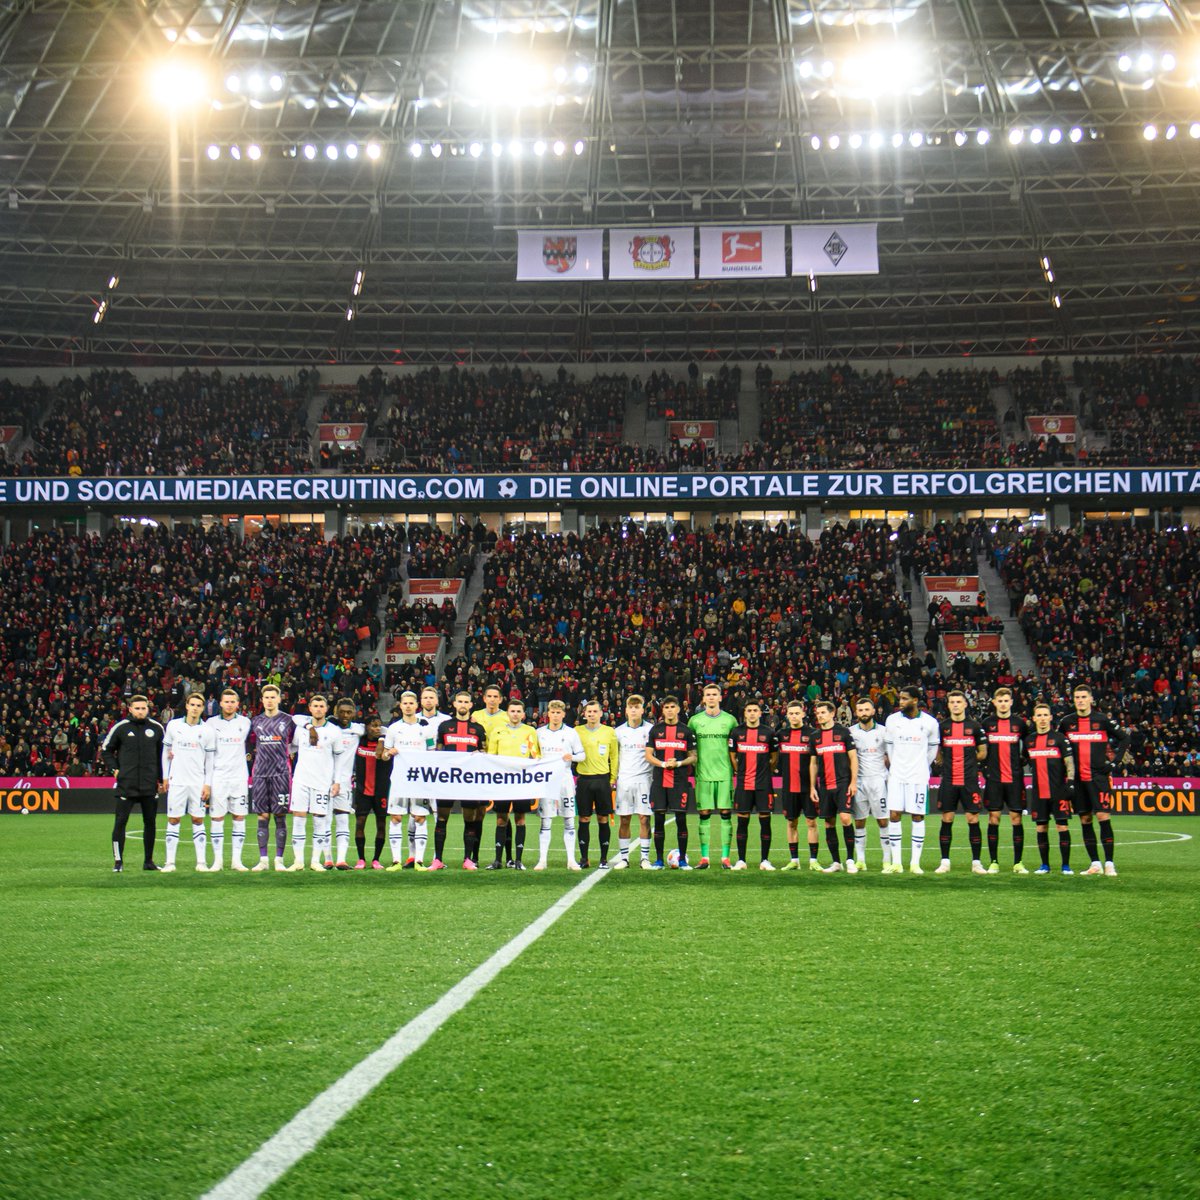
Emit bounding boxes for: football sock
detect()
[463,820,479,863]
[1100,820,1114,864]
[653,814,666,860]
[597,822,611,863]
[494,825,506,865]
[412,819,428,865]
[1012,822,1025,864]
[618,836,631,862]
[312,813,330,864]
[675,814,688,858]
[720,814,733,859]
[879,828,891,866]
[165,823,180,867]
[759,817,772,859]
[258,819,270,858]
[640,836,652,862]
[1059,828,1072,868]
[355,814,368,861]
[192,823,208,867]
[434,816,448,862]
[987,823,999,863]
[275,814,287,858]
[842,824,855,860]
[968,821,982,861]
[563,814,576,862]
[539,817,553,863]
[1081,822,1099,862]
[333,813,349,862]
[854,827,866,862]
[698,814,711,859]
[825,825,841,862]
[939,823,953,858]
[514,823,526,864]
[504,824,514,863]
[389,821,405,863]
[1037,829,1050,867]
[736,816,749,862]
[407,819,416,861]
[373,813,387,862]
[579,821,591,861]
[231,818,246,865]
[910,823,925,868]
[808,837,820,861]
[210,817,224,867]
[787,838,799,862]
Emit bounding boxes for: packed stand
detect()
[994,521,1200,775]
[21,368,313,477]
[1073,356,1200,466]
[0,377,58,475]
[0,523,413,776]
[754,366,1001,470]
[375,365,626,473]
[449,519,916,725]
[643,363,741,420]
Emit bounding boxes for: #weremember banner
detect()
[391,751,568,801]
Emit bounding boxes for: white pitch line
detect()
[201,865,610,1200]
[1113,829,1193,846]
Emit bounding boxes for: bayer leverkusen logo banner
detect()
[516,229,604,280]
[608,227,696,280]
[791,222,879,275]
[698,225,786,279]
[1027,415,1077,444]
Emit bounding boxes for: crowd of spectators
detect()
[0,522,416,776]
[643,363,741,420]
[16,368,312,477]
[995,521,1200,775]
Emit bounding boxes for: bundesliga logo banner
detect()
[608,226,696,280]
[389,751,569,802]
[791,222,879,276]
[698,225,787,279]
[516,229,604,281]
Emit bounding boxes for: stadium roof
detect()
[1,0,1199,365]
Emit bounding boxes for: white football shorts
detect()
[209,783,249,819]
[615,779,653,817]
[290,784,331,817]
[887,779,929,816]
[167,783,205,819]
[851,775,889,821]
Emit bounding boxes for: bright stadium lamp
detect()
[147,60,210,110]
[366,141,382,160]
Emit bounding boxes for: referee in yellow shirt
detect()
[576,699,619,868]
[473,683,511,866]
[486,697,541,870]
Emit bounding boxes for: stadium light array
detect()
[225,70,286,95]
[352,269,365,297]
[147,60,210,110]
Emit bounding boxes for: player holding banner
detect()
[534,700,585,871]
[381,691,436,870]
[884,687,941,875]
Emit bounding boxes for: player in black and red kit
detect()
[729,698,778,871]
[934,689,987,875]
[1059,683,1130,876]
[778,700,819,870]
[353,715,392,868]
[982,687,1030,874]
[1024,702,1076,875]
[437,690,490,869]
[646,696,696,868]
[809,700,859,874]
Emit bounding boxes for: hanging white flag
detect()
[698,225,787,279]
[516,229,604,281]
[791,223,880,276]
[608,226,696,280]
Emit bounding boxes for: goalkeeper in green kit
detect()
[687,683,739,869]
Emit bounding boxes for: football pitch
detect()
[2,815,1197,1200]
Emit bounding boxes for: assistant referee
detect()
[576,700,618,869]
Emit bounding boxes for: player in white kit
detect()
[205,688,253,871]
[883,687,941,875]
[848,697,892,871]
[613,695,655,869]
[288,694,345,872]
[297,697,366,869]
[534,700,585,871]
[419,687,453,869]
[380,691,436,870]
[162,692,216,872]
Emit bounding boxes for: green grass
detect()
[2,814,1198,1200]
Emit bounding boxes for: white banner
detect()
[924,575,981,607]
[791,223,879,276]
[608,226,695,280]
[390,750,568,801]
[516,229,604,281]
[698,225,787,279]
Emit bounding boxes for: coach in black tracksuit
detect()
[101,695,167,872]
